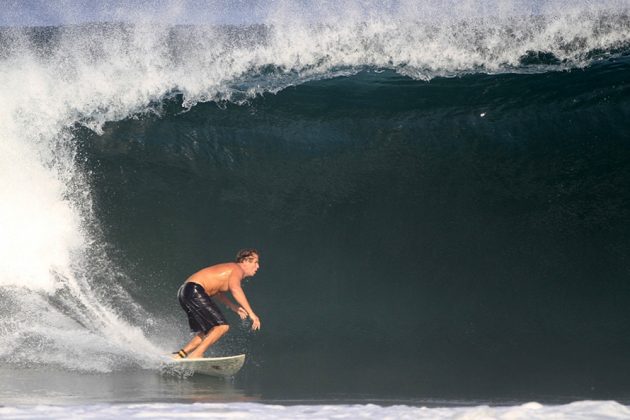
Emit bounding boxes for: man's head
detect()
[236,248,259,277]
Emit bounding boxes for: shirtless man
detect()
[174,249,261,359]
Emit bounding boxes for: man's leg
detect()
[179,332,204,355]
[187,324,230,358]
[172,332,203,358]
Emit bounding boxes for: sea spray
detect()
[0,32,167,372]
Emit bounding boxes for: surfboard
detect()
[163,354,246,377]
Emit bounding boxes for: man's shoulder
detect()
[204,262,240,275]
[209,262,238,270]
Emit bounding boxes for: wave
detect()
[0,2,629,375]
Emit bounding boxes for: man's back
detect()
[186,263,243,296]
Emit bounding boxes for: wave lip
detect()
[2,8,629,100]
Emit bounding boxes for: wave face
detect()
[1,1,630,399]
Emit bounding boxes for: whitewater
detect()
[2,401,630,419]
[1,0,630,417]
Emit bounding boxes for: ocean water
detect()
[1,0,630,418]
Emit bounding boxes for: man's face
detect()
[243,255,260,277]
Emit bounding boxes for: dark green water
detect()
[72,62,630,400]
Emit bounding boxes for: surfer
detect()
[173,249,261,359]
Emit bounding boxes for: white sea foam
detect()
[0,401,629,420]
[0,0,628,372]
[0,37,169,370]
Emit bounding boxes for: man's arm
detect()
[214,292,240,312]
[228,272,261,331]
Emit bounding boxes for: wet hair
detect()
[236,248,259,263]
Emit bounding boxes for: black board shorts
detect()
[177,282,228,334]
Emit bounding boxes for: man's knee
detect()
[215,324,229,334]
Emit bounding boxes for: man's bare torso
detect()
[185,263,244,296]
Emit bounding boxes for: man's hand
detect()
[250,313,261,331]
[236,307,248,320]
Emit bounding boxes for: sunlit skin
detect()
[179,255,261,359]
